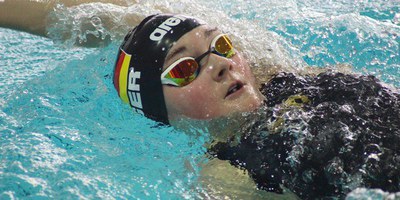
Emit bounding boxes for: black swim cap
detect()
[113,14,203,124]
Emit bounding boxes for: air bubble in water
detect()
[90,16,102,27]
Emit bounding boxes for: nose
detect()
[208,55,233,82]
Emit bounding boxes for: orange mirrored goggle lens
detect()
[214,35,234,56]
[165,59,199,86]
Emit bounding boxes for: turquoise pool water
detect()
[1,0,399,199]
[212,0,399,86]
[0,29,208,199]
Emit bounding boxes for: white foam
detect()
[45,0,304,72]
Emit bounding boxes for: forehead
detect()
[177,25,219,44]
[164,25,220,61]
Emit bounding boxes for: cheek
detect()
[182,84,220,117]
[164,82,220,119]
[232,53,243,68]
[234,54,254,78]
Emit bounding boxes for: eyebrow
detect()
[164,27,219,64]
[165,46,187,65]
[204,27,218,38]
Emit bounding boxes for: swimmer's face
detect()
[162,25,264,121]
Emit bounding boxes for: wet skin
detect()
[162,25,264,121]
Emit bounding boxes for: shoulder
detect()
[260,71,398,107]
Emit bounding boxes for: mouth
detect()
[225,81,244,99]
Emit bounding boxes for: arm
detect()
[200,158,300,199]
[0,0,131,37]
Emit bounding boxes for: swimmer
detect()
[2,1,399,199]
[113,14,264,124]
[114,14,400,199]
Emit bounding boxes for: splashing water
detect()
[0,0,399,199]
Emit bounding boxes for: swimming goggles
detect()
[161,34,235,87]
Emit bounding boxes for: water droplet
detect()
[370,58,380,65]
[393,13,400,25]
